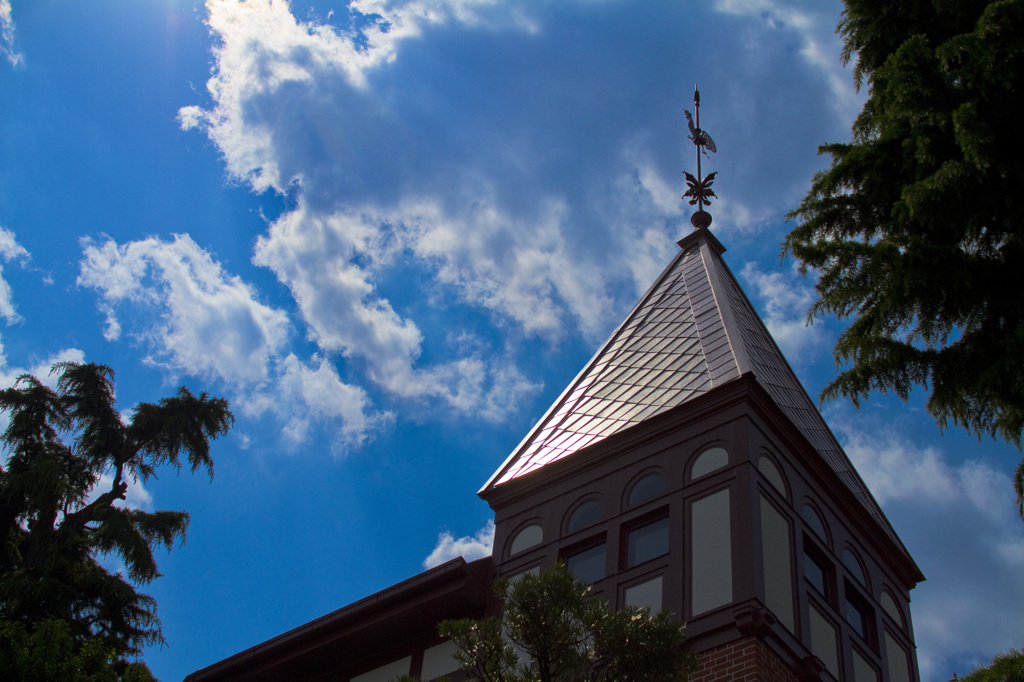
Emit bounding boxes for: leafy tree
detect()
[783,0,1024,514]
[0,362,233,676]
[959,648,1024,682]
[415,563,694,682]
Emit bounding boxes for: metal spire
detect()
[682,85,718,230]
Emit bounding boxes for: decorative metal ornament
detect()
[682,86,717,229]
[684,109,716,155]
[683,171,717,207]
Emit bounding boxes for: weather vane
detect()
[683,85,717,229]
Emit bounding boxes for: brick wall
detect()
[691,637,801,682]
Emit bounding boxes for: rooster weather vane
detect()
[682,86,717,229]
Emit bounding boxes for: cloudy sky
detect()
[1,1,1021,680]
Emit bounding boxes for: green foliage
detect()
[960,649,1024,682]
[784,0,1024,515]
[436,563,694,682]
[0,362,233,671]
[0,616,155,681]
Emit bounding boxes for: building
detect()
[186,225,924,682]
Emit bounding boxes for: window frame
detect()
[561,534,607,585]
[844,579,878,651]
[803,536,835,606]
[621,508,670,570]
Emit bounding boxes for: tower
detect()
[186,92,924,682]
[479,225,923,682]
[479,89,923,682]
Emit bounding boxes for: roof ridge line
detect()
[478,245,691,493]
[694,241,747,382]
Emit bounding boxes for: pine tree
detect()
[784,0,1024,515]
[0,362,233,677]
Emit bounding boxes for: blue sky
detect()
[1,1,1022,680]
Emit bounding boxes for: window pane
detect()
[351,657,412,682]
[567,500,603,533]
[843,548,867,586]
[625,576,663,612]
[691,447,728,479]
[880,591,904,627]
[808,606,839,679]
[627,517,669,567]
[422,641,461,681]
[760,496,795,634]
[692,489,732,615]
[509,524,543,555]
[845,583,875,646]
[846,594,866,638]
[853,649,878,682]
[805,551,826,595]
[568,544,606,583]
[885,632,912,682]
[848,601,864,636]
[628,473,665,507]
[802,505,827,541]
[758,457,786,495]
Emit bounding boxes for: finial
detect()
[682,85,718,230]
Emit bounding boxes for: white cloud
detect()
[845,433,956,509]
[0,226,29,324]
[253,198,543,418]
[77,234,394,449]
[710,199,779,235]
[180,0,382,192]
[179,0,861,427]
[181,0,530,195]
[78,234,291,386]
[423,518,494,568]
[180,1,581,415]
[266,353,391,452]
[0,225,27,261]
[712,0,863,119]
[0,0,23,68]
[399,196,615,341]
[621,227,677,299]
[834,418,1024,680]
[740,261,823,360]
[181,0,655,340]
[251,203,420,363]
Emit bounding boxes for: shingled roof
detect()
[482,228,906,554]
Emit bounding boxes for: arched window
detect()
[880,590,905,628]
[627,472,665,507]
[566,499,603,533]
[758,456,787,497]
[508,524,543,555]
[691,447,728,480]
[843,548,868,587]
[802,504,828,544]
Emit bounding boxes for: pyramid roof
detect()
[482,228,905,552]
